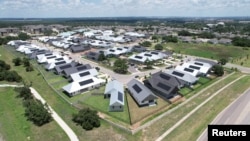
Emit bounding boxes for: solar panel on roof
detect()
[132,84,142,94]
[77,66,87,71]
[118,91,123,102]
[189,65,201,70]
[151,52,158,55]
[117,48,122,50]
[55,61,66,65]
[60,64,72,70]
[159,73,171,80]
[79,71,90,77]
[56,58,64,61]
[184,68,194,73]
[135,56,143,59]
[47,56,56,59]
[157,83,171,91]
[124,47,129,49]
[172,71,184,77]
[45,53,52,56]
[79,79,94,86]
[89,52,96,56]
[194,62,203,66]
[109,49,115,52]
[144,54,152,57]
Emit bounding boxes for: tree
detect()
[154,44,163,50]
[213,65,224,76]
[151,35,158,42]
[12,57,22,66]
[144,59,153,69]
[24,99,52,126]
[23,57,30,67]
[26,65,34,72]
[43,29,53,36]
[72,108,100,130]
[139,41,152,47]
[162,35,178,43]
[5,71,22,82]
[18,86,33,100]
[219,58,228,65]
[97,53,106,61]
[113,59,128,74]
[178,30,192,36]
[18,32,31,40]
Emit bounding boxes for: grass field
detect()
[0,87,68,141]
[165,75,250,141]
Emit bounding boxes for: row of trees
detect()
[178,30,215,39]
[0,33,31,45]
[16,86,52,126]
[13,57,34,72]
[0,60,22,82]
[232,37,250,47]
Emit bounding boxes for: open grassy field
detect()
[138,72,242,141]
[0,87,68,141]
[164,75,250,141]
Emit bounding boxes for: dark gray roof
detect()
[195,58,217,66]
[147,71,180,98]
[132,45,147,52]
[127,79,157,106]
[54,61,78,74]
[28,50,50,59]
[70,45,91,53]
[62,64,92,77]
[86,51,100,60]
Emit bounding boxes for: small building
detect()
[127,79,157,107]
[70,68,98,82]
[62,64,92,78]
[70,45,91,53]
[104,80,124,112]
[129,51,167,64]
[45,60,72,71]
[145,71,182,99]
[184,60,213,76]
[175,65,199,77]
[86,51,101,61]
[132,45,147,52]
[28,50,50,59]
[54,61,79,75]
[62,77,105,96]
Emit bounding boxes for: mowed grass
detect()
[126,92,170,125]
[139,72,242,141]
[1,46,141,141]
[165,75,250,141]
[0,87,68,141]
[163,42,250,67]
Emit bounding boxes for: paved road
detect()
[29,87,79,141]
[155,75,246,141]
[197,88,250,141]
[0,84,23,87]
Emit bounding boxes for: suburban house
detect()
[23,25,47,35]
[54,61,79,75]
[70,45,91,53]
[164,69,198,86]
[184,60,213,76]
[145,71,182,99]
[195,58,217,66]
[69,68,98,82]
[37,54,62,64]
[127,79,157,107]
[62,64,92,78]
[132,45,147,52]
[129,51,167,64]
[0,27,19,36]
[86,51,101,61]
[62,77,105,96]
[104,80,124,112]
[104,46,132,57]
[45,59,72,71]
[175,65,199,77]
[28,50,50,59]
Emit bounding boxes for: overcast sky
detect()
[0,0,249,18]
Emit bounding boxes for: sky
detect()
[0,0,250,18]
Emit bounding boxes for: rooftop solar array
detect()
[109,49,115,52]
[56,58,64,61]
[89,52,96,56]
[79,71,90,77]
[60,64,72,70]
[124,47,129,49]
[172,71,184,77]
[118,91,123,102]
[144,54,152,57]
[135,56,143,59]
[184,68,194,73]
[194,62,203,66]
[132,84,142,94]
[189,65,201,70]
[77,66,87,71]
[47,56,56,59]
[45,53,52,56]
[79,79,94,86]
[55,61,66,65]
[160,73,171,80]
[117,48,122,50]
[151,52,158,55]
[157,83,171,91]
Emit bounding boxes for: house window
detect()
[120,106,122,109]
[112,106,114,109]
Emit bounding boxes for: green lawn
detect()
[0,87,68,141]
[198,76,211,84]
[179,87,193,96]
[165,75,250,141]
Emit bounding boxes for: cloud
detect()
[0,0,249,17]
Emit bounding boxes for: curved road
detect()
[197,88,250,141]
